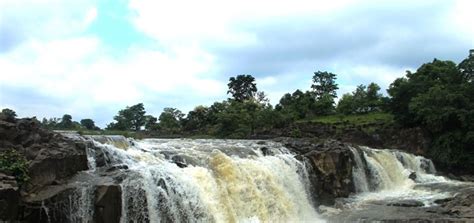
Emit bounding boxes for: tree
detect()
[458,51,474,82]
[158,108,184,134]
[336,93,356,115]
[59,114,73,129]
[0,108,17,122]
[108,103,146,131]
[227,74,257,102]
[388,59,461,126]
[387,56,474,171]
[311,71,339,99]
[182,106,211,132]
[276,90,316,120]
[80,119,96,130]
[144,115,158,131]
[336,82,384,114]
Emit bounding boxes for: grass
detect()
[298,112,395,134]
[306,112,394,125]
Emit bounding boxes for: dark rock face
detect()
[283,139,355,206]
[94,185,122,223]
[0,118,88,192]
[0,117,89,221]
[0,173,20,221]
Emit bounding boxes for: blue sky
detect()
[1,0,473,127]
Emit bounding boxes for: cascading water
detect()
[53,134,470,222]
[85,137,323,223]
[350,146,447,193]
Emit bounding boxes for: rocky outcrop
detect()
[0,117,89,221]
[281,138,355,206]
[0,173,20,221]
[0,118,89,192]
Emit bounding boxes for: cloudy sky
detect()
[1,0,473,127]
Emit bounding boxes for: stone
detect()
[0,173,20,221]
[94,185,122,223]
[286,139,355,206]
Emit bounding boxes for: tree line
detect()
[2,50,472,171]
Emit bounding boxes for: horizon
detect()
[1,0,473,127]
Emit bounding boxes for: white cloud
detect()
[1,0,473,126]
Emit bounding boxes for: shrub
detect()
[0,149,30,185]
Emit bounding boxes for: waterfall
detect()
[86,138,323,223]
[350,146,447,192]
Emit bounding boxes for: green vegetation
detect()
[0,108,17,122]
[6,49,472,172]
[388,55,474,171]
[0,149,29,185]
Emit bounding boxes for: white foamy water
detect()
[348,146,463,208]
[89,137,323,223]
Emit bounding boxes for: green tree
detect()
[144,115,158,131]
[336,93,356,114]
[458,51,473,82]
[388,59,461,126]
[80,119,96,130]
[182,106,211,132]
[311,71,339,99]
[227,74,257,102]
[159,108,184,134]
[108,103,146,131]
[276,90,316,120]
[388,56,474,171]
[0,108,17,122]
[59,114,73,129]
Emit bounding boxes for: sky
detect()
[0,0,473,127]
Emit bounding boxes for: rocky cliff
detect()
[0,117,90,221]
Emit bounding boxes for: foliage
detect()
[144,115,158,131]
[458,52,473,82]
[337,82,384,114]
[311,71,339,99]
[80,118,98,130]
[276,90,316,120]
[0,108,17,122]
[107,103,146,131]
[227,74,258,102]
[59,114,73,129]
[158,107,184,134]
[0,149,29,185]
[388,56,474,170]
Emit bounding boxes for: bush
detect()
[0,149,30,185]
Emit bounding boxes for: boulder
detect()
[285,139,355,206]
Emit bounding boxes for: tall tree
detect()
[458,50,474,82]
[59,114,73,129]
[158,108,184,134]
[227,74,257,102]
[311,71,339,99]
[80,119,96,130]
[108,103,146,131]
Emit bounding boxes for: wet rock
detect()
[387,200,424,207]
[409,172,417,181]
[105,164,129,172]
[260,147,271,156]
[0,173,20,221]
[94,185,122,223]
[287,139,355,206]
[172,155,187,168]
